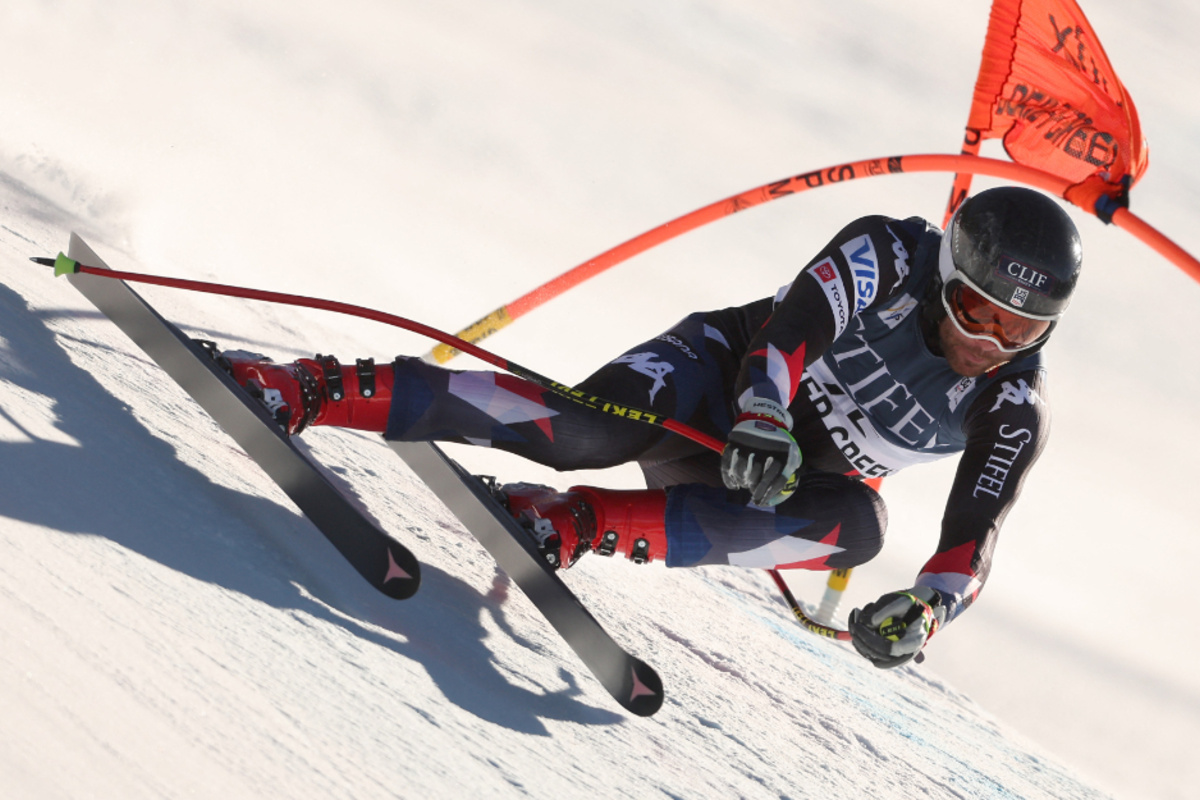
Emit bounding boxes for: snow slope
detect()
[0,1,1197,798]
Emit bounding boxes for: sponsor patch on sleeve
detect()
[808,258,850,338]
[839,234,880,312]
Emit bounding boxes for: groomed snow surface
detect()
[0,2,1197,798]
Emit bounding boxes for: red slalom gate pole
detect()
[425,152,1200,363]
[1111,207,1200,284]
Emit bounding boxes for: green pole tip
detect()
[53,253,80,277]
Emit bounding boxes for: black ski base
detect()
[390,441,663,716]
[63,234,420,600]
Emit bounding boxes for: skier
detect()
[218,186,1081,669]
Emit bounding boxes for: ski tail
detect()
[391,441,663,716]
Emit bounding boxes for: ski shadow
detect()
[0,280,623,734]
[309,564,627,733]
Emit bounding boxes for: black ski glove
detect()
[848,587,946,669]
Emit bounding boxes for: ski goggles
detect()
[940,274,1055,353]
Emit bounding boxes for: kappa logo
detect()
[990,378,1041,412]
[886,225,911,292]
[613,352,674,403]
[840,235,880,313]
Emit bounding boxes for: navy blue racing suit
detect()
[385,215,1049,624]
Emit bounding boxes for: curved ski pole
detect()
[38,256,864,643]
[767,569,851,641]
[35,255,725,455]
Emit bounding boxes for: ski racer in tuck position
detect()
[218,186,1082,669]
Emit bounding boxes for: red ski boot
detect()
[502,484,669,569]
[214,347,393,435]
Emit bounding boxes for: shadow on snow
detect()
[0,279,623,734]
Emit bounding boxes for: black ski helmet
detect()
[938,186,1082,350]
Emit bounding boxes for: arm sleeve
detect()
[733,215,919,411]
[916,368,1051,623]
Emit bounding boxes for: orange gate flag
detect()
[944,0,1149,225]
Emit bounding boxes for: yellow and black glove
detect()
[848,587,946,669]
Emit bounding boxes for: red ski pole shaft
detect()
[40,255,852,642]
[37,254,726,455]
[768,568,851,641]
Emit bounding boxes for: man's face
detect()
[938,316,1014,377]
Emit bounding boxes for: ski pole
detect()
[37,254,854,641]
[35,254,725,454]
[768,569,851,641]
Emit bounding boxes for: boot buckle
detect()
[356,358,377,398]
[630,537,650,564]
[597,530,619,557]
[316,355,344,401]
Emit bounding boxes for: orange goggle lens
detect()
[947,283,1052,351]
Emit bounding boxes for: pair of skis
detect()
[60,234,663,717]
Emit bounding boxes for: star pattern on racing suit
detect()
[383,213,1049,628]
[733,215,1049,623]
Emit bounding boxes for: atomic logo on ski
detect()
[629,667,660,704]
[385,548,415,583]
[391,440,664,716]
